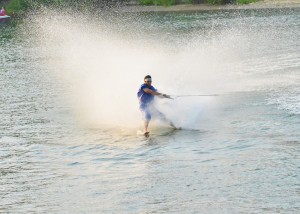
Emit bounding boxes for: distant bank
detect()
[122,0,300,12]
[1,0,300,16]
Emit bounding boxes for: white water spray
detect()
[25,8,299,130]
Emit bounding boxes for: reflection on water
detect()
[1,8,300,213]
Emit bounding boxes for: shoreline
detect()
[3,1,300,17]
[120,1,300,13]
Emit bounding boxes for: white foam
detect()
[24,9,300,129]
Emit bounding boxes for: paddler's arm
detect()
[143,88,172,99]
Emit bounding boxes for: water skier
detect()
[137,75,175,136]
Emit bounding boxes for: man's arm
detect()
[143,88,171,98]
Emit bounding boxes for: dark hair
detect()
[144,75,151,80]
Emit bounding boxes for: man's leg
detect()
[152,107,176,128]
[144,121,149,133]
[141,107,151,134]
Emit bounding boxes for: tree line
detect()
[1,0,258,15]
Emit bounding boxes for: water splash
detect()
[21,8,300,130]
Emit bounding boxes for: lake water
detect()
[0,7,299,213]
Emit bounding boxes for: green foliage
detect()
[236,0,258,4]
[4,0,54,14]
[205,0,258,4]
[205,0,225,5]
[3,0,90,15]
[160,0,176,6]
[139,0,176,6]
[139,0,153,5]
[183,0,193,3]
[5,0,28,14]
[3,0,261,14]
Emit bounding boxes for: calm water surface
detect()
[1,8,300,213]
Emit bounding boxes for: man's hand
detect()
[162,94,172,99]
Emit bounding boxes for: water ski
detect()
[136,130,150,137]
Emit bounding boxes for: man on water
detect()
[137,75,174,136]
[0,7,7,16]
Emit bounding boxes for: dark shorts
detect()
[140,107,152,121]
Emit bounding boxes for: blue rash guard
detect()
[137,84,157,121]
